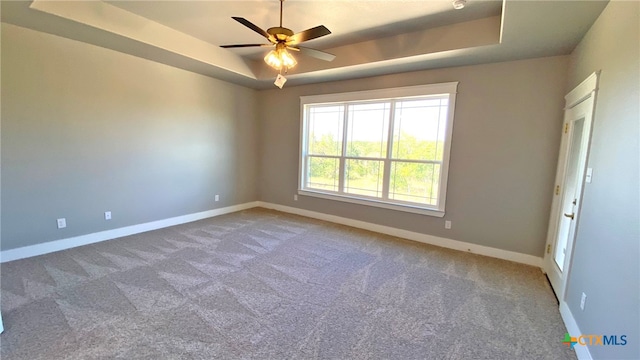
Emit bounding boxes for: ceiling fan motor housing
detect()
[267,27,294,41]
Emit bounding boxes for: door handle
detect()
[564,212,575,220]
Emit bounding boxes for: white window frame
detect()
[298,82,458,217]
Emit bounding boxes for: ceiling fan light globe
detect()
[280,50,297,68]
[264,50,283,70]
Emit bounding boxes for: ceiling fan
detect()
[220,0,336,72]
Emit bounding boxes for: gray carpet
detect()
[0,208,575,359]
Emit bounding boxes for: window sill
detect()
[298,189,445,217]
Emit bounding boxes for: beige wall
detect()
[564,1,639,359]
[1,23,260,250]
[258,56,568,256]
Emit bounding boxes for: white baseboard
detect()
[560,301,592,360]
[257,202,543,268]
[1,200,543,269]
[0,201,260,263]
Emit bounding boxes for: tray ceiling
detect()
[1,1,608,89]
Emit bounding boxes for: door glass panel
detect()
[554,118,585,271]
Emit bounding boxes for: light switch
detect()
[585,168,593,183]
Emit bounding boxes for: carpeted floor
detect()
[0,208,575,359]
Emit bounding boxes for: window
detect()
[299,82,458,217]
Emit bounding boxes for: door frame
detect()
[543,71,599,302]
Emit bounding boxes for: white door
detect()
[544,72,598,302]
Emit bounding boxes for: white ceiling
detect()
[1,0,608,89]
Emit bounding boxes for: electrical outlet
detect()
[445,220,452,229]
[294,194,298,201]
[215,194,219,202]
[580,292,587,310]
[105,211,112,220]
[57,218,66,229]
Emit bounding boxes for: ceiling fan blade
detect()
[289,46,336,62]
[221,44,273,48]
[231,17,272,41]
[288,25,331,44]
